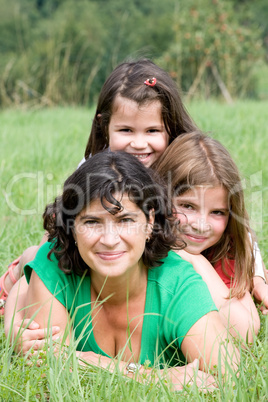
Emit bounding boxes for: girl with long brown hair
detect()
[155,131,267,341]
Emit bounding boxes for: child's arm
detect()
[253,276,268,315]
[176,250,260,343]
[250,238,268,314]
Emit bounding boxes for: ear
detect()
[147,209,155,236]
[72,228,77,243]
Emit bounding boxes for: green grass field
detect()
[0,101,267,400]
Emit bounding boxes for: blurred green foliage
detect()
[0,0,267,107]
[158,0,265,99]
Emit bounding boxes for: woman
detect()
[5,151,238,391]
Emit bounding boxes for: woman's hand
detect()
[161,359,217,392]
[9,319,60,355]
[76,351,217,392]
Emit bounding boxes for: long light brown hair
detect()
[154,131,255,298]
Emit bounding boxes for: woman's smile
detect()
[96,251,126,261]
[74,194,154,278]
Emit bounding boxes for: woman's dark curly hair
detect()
[43,150,178,276]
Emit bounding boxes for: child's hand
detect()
[10,319,60,354]
[175,249,203,266]
[252,277,268,315]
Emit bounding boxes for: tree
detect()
[157,0,264,99]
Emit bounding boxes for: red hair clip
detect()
[144,77,157,87]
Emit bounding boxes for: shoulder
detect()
[148,250,203,294]
[24,242,89,311]
[38,241,56,260]
[148,251,217,348]
[24,242,64,284]
[214,258,235,288]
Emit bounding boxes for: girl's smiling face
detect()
[174,185,230,254]
[108,95,169,167]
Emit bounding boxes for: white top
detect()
[77,157,86,168]
[253,240,266,282]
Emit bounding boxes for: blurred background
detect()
[0,0,267,108]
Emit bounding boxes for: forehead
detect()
[112,95,162,116]
[177,185,229,205]
[79,193,144,216]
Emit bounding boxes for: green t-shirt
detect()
[25,242,217,367]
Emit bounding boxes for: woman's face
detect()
[174,185,230,254]
[74,194,154,279]
[108,96,169,168]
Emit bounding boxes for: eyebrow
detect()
[113,124,164,129]
[79,212,139,221]
[79,214,100,221]
[146,125,164,129]
[116,212,139,219]
[176,197,197,205]
[113,124,132,127]
[176,198,229,211]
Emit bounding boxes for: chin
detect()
[185,247,204,255]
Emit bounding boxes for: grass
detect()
[0,101,267,400]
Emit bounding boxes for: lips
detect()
[184,234,208,243]
[96,251,126,261]
[131,153,151,160]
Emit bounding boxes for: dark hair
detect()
[84,58,197,158]
[155,131,255,298]
[44,150,178,275]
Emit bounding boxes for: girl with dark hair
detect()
[83,58,196,162]
[5,151,238,391]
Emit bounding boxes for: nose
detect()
[130,134,148,150]
[189,215,211,233]
[100,222,121,247]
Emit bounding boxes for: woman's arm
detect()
[76,351,217,391]
[76,312,239,390]
[176,250,260,343]
[4,275,61,354]
[6,273,235,391]
[24,271,70,342]
[181,310,239,375]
